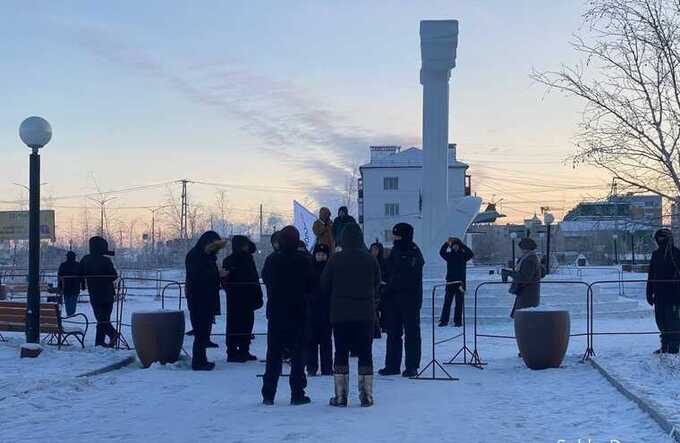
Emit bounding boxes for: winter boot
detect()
[329,374,349,407]
[358,374,374,407]
[290,395,312,406]
[378,367,400,376]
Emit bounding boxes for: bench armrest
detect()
[61,312,89,337]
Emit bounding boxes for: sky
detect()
[0,1,614,243]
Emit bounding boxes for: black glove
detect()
[646,292,655,306]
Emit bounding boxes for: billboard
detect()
[0,210,56,241]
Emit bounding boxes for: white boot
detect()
[329,374,348,407]
[358,374,374,407]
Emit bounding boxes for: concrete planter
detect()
[131,310,185,368]
[514,310,570,370]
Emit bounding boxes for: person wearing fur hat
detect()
[80,236,119,347]
[508,237,541,318]
[647,228,680,354]
[58,251,85,316]
[222,235,263,362]
[313,207,335,251]
[305,242,333,376]
[261,226,315,405]
[379,223,425,378]
[332,206,357,250]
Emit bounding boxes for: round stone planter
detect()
[514,309,570,370]
[131,310,185,368]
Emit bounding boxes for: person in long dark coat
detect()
[261,226,314,405]
[332,206,357,250]
[647,228,680,354]
[322,222,380,407]
[80,236,119,347]
[185,231,226,371]
[58,251,84,316]
[509,237,541,318]
[438,237,474,327]
[370,240,387,336]
[305,243,333,376]
[379,223,424,378]
[222,235,263,362]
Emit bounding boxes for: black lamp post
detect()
[613,234,619,265]
[630,229,636,265]
[19,116,52,343]
[510,232,517,270]
[543,212,554,275]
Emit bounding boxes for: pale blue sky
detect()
[0,1,607,234]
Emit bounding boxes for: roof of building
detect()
[360,147,469,169]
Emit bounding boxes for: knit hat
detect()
[518,237,537,251]
[392,223,414,242]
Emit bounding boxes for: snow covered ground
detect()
[1,267,677,442]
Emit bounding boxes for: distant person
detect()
[261,226,314,405]
[312,207,335,251]
[380,223,425,378]
[646,229,680,354]
[222,235,263,362]
[332,206,356,250]
[438,237,474,327]
[306,243,333,376]
[322,223,380,407]
[58,251,84,316]
[185,231,226,371]
[508,237,541,318]
[370,240,387,336]
[80,236,119,347]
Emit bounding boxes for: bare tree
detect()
[163,185,183,240]
[533,0,680,202]
[343,161,360,215]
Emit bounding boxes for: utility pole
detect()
[89,196,117,237]
[180,179,189,243]
[259,204,264,238]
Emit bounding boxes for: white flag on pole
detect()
[293,200,317,251]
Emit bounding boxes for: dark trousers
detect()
[227,307,254,356]
[91,302,117,346]
[439,283,464,325]
[333,321,373,375]
[655,301,680,353]
[63,292,79,316]
[190,310,214,366]
[384,299,421,371]
[306,320,333,375]
[262,325,307,400]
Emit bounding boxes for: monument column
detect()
[420,20,458,271]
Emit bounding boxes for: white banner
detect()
[293,200,316,251]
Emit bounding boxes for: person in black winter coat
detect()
[261,226,315,405]
[186,231,226,371]
[647,228,680,354]
[222,235,263,362]
[370,240,388,336]
[332,206,357,250]
[305,243,333,376]
[58,251,84,316]
[379,223,425,378]
[80,237,119,347]
[438,237,474,327]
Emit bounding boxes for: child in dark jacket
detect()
[306,243,333,376]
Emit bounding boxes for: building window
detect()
[384,177,399,190]
[385,203,400,217]
[384,230,394,243]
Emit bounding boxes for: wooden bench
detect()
[0,302,88,348]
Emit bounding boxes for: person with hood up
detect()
[185,231,226,371]
[261,226,314,405]
[58,251,85,316]
[379,223,424,378]
[508,237,541,318]
[305,243,333,376]
[647,228,680,354]
[438,237,474,327]
[332,206,356,251]
[322,222,380,407]
[370,240,388,337]
[80,236,119,347]
[313,207,335,251]
[222,235,263,362]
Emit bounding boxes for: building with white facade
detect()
[358,144,471,246]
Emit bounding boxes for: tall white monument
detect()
[419,20,482,277]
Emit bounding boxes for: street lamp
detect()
[510,232,518,270]
[629,228,636,265]
[19,116,52,344]
[612,234,619,265]
[544,212,555,275]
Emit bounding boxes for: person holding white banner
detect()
[293,201,317,252]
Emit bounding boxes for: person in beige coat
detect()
[312,207,334,251]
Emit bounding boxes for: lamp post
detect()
[524,219,532,238]
[19,116,52,343]
[544,212,554,275]
[510,232,517,270]
[612,234,619,265]
[630,229,636,265]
